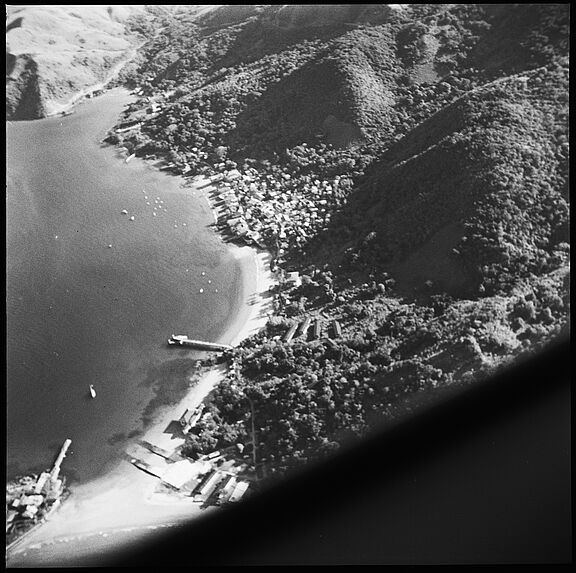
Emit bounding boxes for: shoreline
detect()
[43,42,143,119]
[6,171,277,567]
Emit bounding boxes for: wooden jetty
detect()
[50,439,72,480]
[168,335,232,351]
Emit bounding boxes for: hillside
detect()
[14,4,569,481]
[318,63,569,295]
[122,4,567,163]
[6,5,148,119]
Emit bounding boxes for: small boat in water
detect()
[89,384,96,398]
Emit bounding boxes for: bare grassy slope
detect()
[6,5,146,119]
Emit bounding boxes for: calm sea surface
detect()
[6,90,243,484]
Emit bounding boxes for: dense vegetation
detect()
[6,54,45,120]
[116,4,569,480]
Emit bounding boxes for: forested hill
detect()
[50,5,575,480]
[317,63,569,299]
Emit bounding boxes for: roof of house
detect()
[228,480,250,502]
[162,460,210,490]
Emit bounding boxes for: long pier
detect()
[168,335,232,352]
[50,439,72,480]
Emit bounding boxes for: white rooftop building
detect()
[162,460,211,490]
[228,480,250,503]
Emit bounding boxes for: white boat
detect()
[89,384,96,398]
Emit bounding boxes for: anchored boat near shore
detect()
[168,334,232,351]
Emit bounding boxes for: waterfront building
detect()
[228,480,249,503]
[286,271,301,287]
[283,322,299,343]
[332,320,342,338]
[217,475,237,504]
[194,470,225,501]
[298,317,312,338]
[313,319,323,339]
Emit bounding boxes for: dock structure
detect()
[179,408,191,427]
[140,440,172,460]
[168,334,232,351]
[179,404,205,434]
[50,439,72,481]
[33,473,49,495]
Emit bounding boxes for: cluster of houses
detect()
[114,97,162,134]
[85,88,105,99]
[6,440,70,542]
[127,405,251,508]
[188,459,250,506]
[129,441,251,507]
[208,167,344,256]
[283,317,342,343]
[113,89,213,175]
[109,85,351,264]
[112,94,345,262]
[6,474,63,537]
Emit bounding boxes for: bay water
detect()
[6,89,243,484]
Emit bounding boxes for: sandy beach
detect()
[6,177,277,567]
